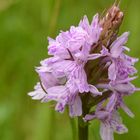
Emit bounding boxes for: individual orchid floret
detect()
[108,32,138,81]
[99,111,128,140]
[79,14,102,44]
[85,102,128,140]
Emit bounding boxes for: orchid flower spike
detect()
[28,3,139,140]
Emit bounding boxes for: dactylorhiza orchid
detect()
[28,3,139,140]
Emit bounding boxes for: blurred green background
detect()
[0,0,140,140]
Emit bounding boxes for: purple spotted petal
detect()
[113,83,136,94]
[100,123,114,140]
[108,62,117,81]
[69,95,82,117]
[28,83,48,102]
[110,32,129,58]
[120,101,134,118]
[106,94,117,112]
[89,85,102,95]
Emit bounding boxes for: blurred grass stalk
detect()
[47,0,62,140]
[0,0,15,11]
[32,0,62,140]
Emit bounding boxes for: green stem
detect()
[48,0,62,36]
[78,117,88,140]
[78,95,90,140]
[70,118,77,140]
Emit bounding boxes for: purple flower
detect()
[28,9,139,140]
[79,14,102,44]
[108,32,138,81]
[99,111,128,140]
[28,83,48,102]
[85,102,128,140]
[29,14,102,117]
[83,30,139,140]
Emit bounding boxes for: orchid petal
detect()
[69,95,82,117]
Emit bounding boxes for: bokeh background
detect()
[0,0,140,140]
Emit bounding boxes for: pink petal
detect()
[110,32,129,58]
[108,62,117,81]
[100,123,114,140]
[69,95,82,117]
[89,85,102,95]
[120,102,134,118]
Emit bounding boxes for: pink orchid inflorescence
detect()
[28,3,139,140]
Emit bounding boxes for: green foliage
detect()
[0,0,140,140]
